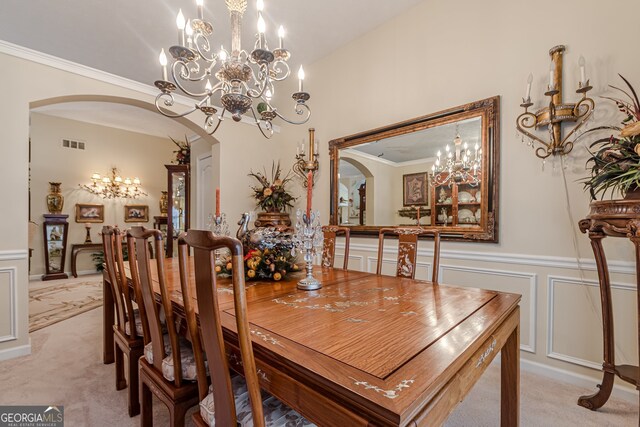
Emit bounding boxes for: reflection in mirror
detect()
[329,97,499,242]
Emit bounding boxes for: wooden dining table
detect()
[102,259,521,426]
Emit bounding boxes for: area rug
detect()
[29,275,103,332]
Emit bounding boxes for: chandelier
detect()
[80,168,147,199]
[431,125,482,186]
[154,0,311,138]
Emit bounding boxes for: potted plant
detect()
[582,75,640,200]
[170,136,190,165]
[249,161,297,226]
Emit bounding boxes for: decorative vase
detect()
[159,191,168,216]
[46,182,64,214]
[254,211,291,227]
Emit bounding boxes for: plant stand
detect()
[577,199,640,416]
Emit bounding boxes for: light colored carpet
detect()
[2,293,637,425]
[29,274,103,332]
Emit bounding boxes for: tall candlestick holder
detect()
[293,128,319,188]
[207,212,230,236]
[291,209,323,290]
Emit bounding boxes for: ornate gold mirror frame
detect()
[328,96,500,242]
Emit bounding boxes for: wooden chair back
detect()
[376,227,440,282]
[321,225,350,270]
[102,226,141,339]
[179,230,265,427]
[127,226,185,387]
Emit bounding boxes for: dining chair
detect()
[376,227,440,282]
[102,226,145,416]
[127,226,199,427]
[321,225,350,270]
[178,230,313,427]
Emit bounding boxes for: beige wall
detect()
[29,112,175,276]
[2,0,639,396]
[0,48,277,360]
[277,0,640,393]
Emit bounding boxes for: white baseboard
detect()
[519,358,637,404]
[0,340,31,362]
[28,269,100,281]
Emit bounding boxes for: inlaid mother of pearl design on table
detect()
[105,259,521,426]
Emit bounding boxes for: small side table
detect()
[71,243,103,278]
[578,199,639,414]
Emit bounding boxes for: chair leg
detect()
[115,345,126,391]
[127,352,141,417]
[140,380,153,427]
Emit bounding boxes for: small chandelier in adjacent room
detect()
[154,0,311,138]
[80,168,147,199]
[431,125,482,186]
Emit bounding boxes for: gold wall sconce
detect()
[293,128,319,187]
[516,45,595,160]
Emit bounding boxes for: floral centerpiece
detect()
[582,75,640,199]
[215,226,300,281]
[249,161,296,213]
[170,136,190,165]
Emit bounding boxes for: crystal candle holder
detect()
[291,209,323,290]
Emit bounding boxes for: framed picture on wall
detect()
[124,205,149,223]
[75,203,104,223]
[402,172,430,207]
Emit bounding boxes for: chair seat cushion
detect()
[199,375,315,426]
[144,336,206,382]
[124,309,144,336]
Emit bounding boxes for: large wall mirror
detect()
[329,96,499,242]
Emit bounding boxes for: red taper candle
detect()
[215,187,221,217]
[306,171,313,220]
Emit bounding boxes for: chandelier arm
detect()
[245,65,271,99]
[193,33,216,63]
[155,93,200,118]
[170,62,212,97]
[269,60,291,82]
[561,97,595,146]
[274,103,311,125]
[204,110,225,135]
[250,108,274,139]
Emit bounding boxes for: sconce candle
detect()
[525,73,533,101]
[579,55,586,85]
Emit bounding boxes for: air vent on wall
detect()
[61,138,85,150]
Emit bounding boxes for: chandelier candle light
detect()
[80,168,147,199]
[431,124,482,187]
[516,45,595,161]
[154,0,311,138]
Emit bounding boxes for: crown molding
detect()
[0,40,280,132]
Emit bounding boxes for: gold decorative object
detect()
[80,167,147,199]
[153,0,311,138]
[159,191,169,216]
[46,182,64,214]
[516,45,595,160]
[293,128,319,187]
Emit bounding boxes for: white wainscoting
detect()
[547,275,637,370]
[0,266,17,343]
[440,264,537,353]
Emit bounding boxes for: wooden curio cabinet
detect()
[165,164,190,257]
[431,173,483,229]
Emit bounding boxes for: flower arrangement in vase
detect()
[170,135,190,165]
[582,75,640,200]
[249,162,297,226]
